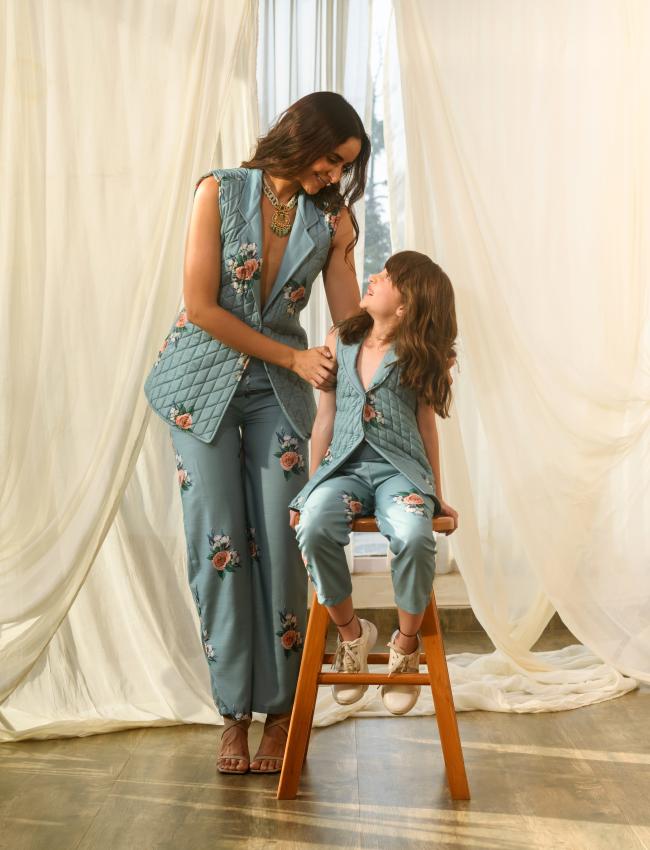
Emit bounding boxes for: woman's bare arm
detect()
[307,328,339,474]
[322,207,362,323]
[183,176,336,389]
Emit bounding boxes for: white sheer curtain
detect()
[372,0,646,715]
[0,0,259,740]
[257,0,372,346]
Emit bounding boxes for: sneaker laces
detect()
[387,641,419,677]
[332,637,363,674]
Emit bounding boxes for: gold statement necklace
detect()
[263,176,299,237]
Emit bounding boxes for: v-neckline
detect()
[355,337,391,393]
[258,174,301,313]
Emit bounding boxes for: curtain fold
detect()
[0,0,259,739]
[375,0,647,712]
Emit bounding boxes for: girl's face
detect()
[360,267,404,319]
[297,136,362,194]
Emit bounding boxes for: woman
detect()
[144,92,370,774]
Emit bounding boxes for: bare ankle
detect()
[395,630,419,653]
[337,614,362,642]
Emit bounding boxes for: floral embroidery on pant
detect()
[340,491,369,526]
[247,526,261,562]
[363,392,385,427]
[392,491,428,516]
[282,279,306,315]
[169,402,194,431]
[207,530,242,579]
[175,453,192,491]
[192,589,216,662]
[226,243,261,297]
[276,610,304,657]
[274,431,306,479]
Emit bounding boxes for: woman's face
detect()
[360,267,404,319]
[297,136,362,194]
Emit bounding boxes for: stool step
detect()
[323,652,427,664]
[318,672,430,685]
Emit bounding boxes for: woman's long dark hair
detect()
[242,92,370,263]
[336,251,458,417]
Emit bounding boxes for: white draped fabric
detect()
[0,0,259,739]
[2,0,646,741]
[347,0,647,718]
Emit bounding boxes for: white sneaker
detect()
[331,618,378,705]
[380,630,421,715]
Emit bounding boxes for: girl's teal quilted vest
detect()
[289,335,439,510]
[143,167,338,442]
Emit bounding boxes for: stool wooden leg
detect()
[420,589,471,800]
[277,591,330,799]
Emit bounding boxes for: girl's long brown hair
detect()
[337,251,458,417]
[242,91,370,263]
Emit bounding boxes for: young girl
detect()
[289,250,459,715]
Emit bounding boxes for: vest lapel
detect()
[262,193,320,317]
[236,169,263,317]
[366,345,399,392]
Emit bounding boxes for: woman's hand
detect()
[437,499,459,535]
[289,510,300,529]
[291,347,338,390]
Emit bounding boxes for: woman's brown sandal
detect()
[249,712,291,774]
[216,716,252,774]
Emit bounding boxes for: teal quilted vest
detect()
[289,335,440,511]
[143,167,339,442]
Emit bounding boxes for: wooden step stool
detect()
[277,514,470,800]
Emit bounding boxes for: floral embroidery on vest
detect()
[169,402,194,431]
[319,447,333,466]
[276,610,304,656]
[175,453,192,491]
[362,391,385,427]
[207,530,242,578]
[274,431,306,479]
[226,243,261,296]
[392,491,428,517]
[324,206,342,238]
[282,279,307,316]
[153,310,190,368]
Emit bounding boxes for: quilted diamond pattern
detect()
[143,167,331,443]
[289,337,438,510]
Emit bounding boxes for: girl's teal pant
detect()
[170,359,308,720]
[295,442,437,615]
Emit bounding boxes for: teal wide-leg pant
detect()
[295,442,437,615]
[170,359,308,720]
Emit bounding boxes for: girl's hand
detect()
[291,347,338,390]
[437,499,458,535]
[289,510,301,529]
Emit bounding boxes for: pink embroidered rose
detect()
[349,500,363,515]
[249,541,257,556]
[363,404,376,422]
[175,413,193,430]
[301,553,309,565]
[177,469,187,487]
[281,630,297,649]
[289,286,305,302]
[404,493,425,506]
[212,550,231,571]
[280,451,299,471]
[175,311,188,327]
[159,338,169,354]
[236,258,259,280]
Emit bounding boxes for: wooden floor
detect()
[2,628,649,850]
